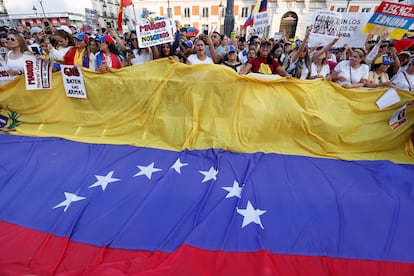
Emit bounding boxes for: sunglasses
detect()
[6,37,15,41]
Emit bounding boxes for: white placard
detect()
[253,11,270,30]
[61,65,87,99]
[137,19,174,48]
[337,13,371,48]
[309,11,342,48]
[376,88,401,110]
[24,56,52,90]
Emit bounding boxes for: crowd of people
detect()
[0,21,413,92]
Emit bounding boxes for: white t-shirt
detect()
[334,60,369,85]
[131,48,153,66]
[187,54,214,65]
[310,63,331,78]
[391,71,414,92]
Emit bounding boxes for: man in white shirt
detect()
[392,57,414,92]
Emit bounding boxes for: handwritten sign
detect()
[137,19,174,48]
[61,65,87,99]
[363,1,414,40]
[253,11,270,30]
[24,56,52,90]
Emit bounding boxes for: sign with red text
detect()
[363,1,414,40]
[60,65,87,99]
[23,56,52,90]
[137,19,174,48]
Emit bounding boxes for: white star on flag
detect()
[198,166,219,183]
[222,180,243,198]
[237,200,267,229]
[170,158,188,174]
[53,192,86,212]
[134,162,162,179]
[89,170,120,191]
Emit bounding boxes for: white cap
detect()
[57,25,71,34]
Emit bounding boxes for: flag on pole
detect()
[117,0,133,31]
[242,0,267,29]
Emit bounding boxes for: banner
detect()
[23,56,52,90]
[363,1,414,40]
[0,57,14,85]
[137,19,174,48]
[337,13,372,48]
[309,11,342,47]
[61,65,87,99]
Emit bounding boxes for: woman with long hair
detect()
[48,29,75,63]
[5,32,32,77]
[63,32,90,68]
[94,34,122,72]
[283,27,312,79]
[366,55,393,88]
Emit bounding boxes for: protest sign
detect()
[337,13,371,48]
[137,19,174,48]
[389,103,408,130]
[363,1,414,40]
[309,11,342,47]
[23,56,52,90]
[61,65,87,99]
[253,11,270,30]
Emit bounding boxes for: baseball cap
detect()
[261,40,272,47]
[97,34,115,45]
[57,25,72,34]
[228,44,237,53]
[374,54,393,65]
[30,27,43,36]
[74,32,89,43]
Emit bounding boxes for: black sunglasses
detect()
[6,37,15,41]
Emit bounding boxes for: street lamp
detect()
[223,0,234,37]
[218,1,224,33]
[38,0,47,20]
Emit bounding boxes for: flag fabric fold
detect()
[0,59,414,275]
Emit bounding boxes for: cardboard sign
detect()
[253,11,270,30]
[363,1,414,40]
[61,65,87,99]
[137,19,174,48]
[309,11,342,47]
[24,56,52,90]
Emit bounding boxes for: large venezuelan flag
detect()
[0,59,414,275]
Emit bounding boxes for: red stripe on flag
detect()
[0,222,413,275]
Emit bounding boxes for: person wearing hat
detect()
[391,57,414,92]
[48,29,75,62]
[222,44,244,73]
[93,34,122,72]
[240,40,291,77]
[63,32,90,67]
[29,27,45,55]
[396,51,412,74]
[366,54,393,88]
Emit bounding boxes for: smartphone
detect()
[31,46,40,55]
[106,22,112,28]
[231,31,236,40]
[25,22,31,27]
[203,29,208,35]
[44,21,50,27]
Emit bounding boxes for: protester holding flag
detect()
[48,29,75,63]
[93,34,123,72]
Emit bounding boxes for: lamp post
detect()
[218,1,223,33]
[223,0,234,37]
[38,0,47,20]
